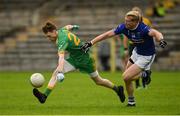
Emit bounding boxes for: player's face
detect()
[46,30,57,42]
[125,16,138,29]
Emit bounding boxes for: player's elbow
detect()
[65,25,73,30]
[107,30,115,37]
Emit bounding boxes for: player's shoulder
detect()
[139,22,150,30]
[114,23,126,34]
[58,27,69,35]
[137,22,151,35]
[57,29,69,41]
[58,27,67,32]
[117,23,126,29]
[139,22,147,27]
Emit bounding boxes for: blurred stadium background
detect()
[0,0,180,115]
[0,0,179,71]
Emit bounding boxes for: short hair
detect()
[132,7,143,22]
[42,22,57,34]
[132,6,142,15]
[125,11,141,22]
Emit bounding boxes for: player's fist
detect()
[81,41,92,53]
[57,73,65,82]
[159,39,167,48]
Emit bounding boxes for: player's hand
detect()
[159,39,167,48]
[80,41,92,53]
[57,72,65,82]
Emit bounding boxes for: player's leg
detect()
[128,44,141,89]
[125,58,140,105]
[135,79,140,88]
[134,70,152,89]
[90,71,113,88]
[123,50,141,106]
[78,55,124,102]
[142,70,152,86]
[89,71,125,103]
[125,59,142,86]
[125,58,134,70]
[124,51,155,106]
[33,60,76,103]
[123,64,142,106]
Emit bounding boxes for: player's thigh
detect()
[123,64,142,81]
[125,60,133,70]
[125,50,137,70]
[78,57,98,77]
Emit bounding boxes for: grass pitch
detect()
[0,71,180,115]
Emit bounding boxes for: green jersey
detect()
[57,27,96,73]
[57,27,83,58]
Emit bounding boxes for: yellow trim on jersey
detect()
[67,33,72,40]
[67,32,80,46]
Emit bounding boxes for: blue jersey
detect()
[114,22,155,56]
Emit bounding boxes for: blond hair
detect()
[125,11,141,22]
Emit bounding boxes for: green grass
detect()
[0,71,180,115]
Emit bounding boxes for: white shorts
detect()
[62,60,99,78]
[130,50,156,70]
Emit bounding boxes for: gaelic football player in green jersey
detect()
[33,22,125,104]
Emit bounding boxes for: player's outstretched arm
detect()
[81,30,115,53]
[57,51,65,72]
[91,30,116,45]
[148,29,167,48]
[47,52,65,89]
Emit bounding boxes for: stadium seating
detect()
[152,5,180,70]
[0,0,179,71]
[0,0,47,41]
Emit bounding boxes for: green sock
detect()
[44,88,52,97]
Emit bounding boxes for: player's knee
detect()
[122,73,131,82]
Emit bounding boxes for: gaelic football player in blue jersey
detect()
[81,11,167,106]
